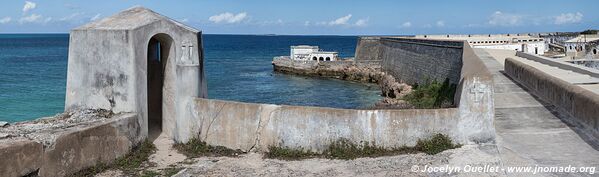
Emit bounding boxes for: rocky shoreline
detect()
[272,57,413,109]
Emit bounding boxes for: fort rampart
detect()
[505,57,599,139]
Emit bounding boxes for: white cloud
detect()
[90,13,101,21]
[400,22,412,28]
[488,11,522,26]
[436,20,445,27]
[19,13,41,23]
[354,18,368,27]
[329,14,352,25]
[180,18,189,23]
[304,21,311,26]
[60,12,82,21]
[209,12,248,24]
[23,1,36,13]
[0,17,11,24]
[43,17,51,23]
[554,12,583,25]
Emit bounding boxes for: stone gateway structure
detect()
[64,7,207,142]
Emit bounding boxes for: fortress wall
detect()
[505,58,599,139]
[454,44,495,143]
[355,37,464,85]
[354,36,384,62]
[192,98,460,152]
[0,113,141,177]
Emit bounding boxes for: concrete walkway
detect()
[475,48,599,177]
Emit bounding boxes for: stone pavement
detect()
[476,48,599,177]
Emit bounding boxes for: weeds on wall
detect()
[266,134,460,160]
[403,79,456,109]
[173,138,245,158]
[69,140,157,177]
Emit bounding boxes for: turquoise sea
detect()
[0,34,381,122]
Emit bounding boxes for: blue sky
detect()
[0,0,596,35]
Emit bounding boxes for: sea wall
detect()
[0,113,141,177]
[505,58,599,139]
[355,37,464,85]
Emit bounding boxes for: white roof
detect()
[292,45,319,49]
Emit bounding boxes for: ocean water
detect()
[0,34,381,122]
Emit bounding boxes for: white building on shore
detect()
[416,34,546,55]
[290,45,339,61]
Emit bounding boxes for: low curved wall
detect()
[505,58,599,138]
[0,113,141,177]
[192,98,460,152]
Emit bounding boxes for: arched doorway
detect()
[313,56,317,60]
[147,33,174,140]
[326,57,331,61]
[319,57,324,61]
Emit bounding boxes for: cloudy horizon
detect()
[0,0,596,35]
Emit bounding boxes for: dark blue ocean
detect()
[0,34,381,122]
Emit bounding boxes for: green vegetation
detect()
[403,79,456,109]
[162,167,184,176]
[322,139,417,160]
[141,170,161,177]
[265,134,460,160]
[69,140,157,177]
[265,146,320,160]
[415,134,461,155]
[173,138,244,158]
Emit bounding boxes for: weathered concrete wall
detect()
[516,52,599,77]
[0,138,42,177]
[354,37,464,85]
[454,44,495,143]
[505,58,599,139]
[192,98,460,152]
[0,113,141,177]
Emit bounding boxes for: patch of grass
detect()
[162,167,184,176]
[141,170,160,177]
[265,146,319,160]
[173,138,244,158]
[265,134,459,160]
[415,133,461,155]
[114,140,156,174]
[323,139,417,160]
[403,79,456,109]
[69,140,157,177]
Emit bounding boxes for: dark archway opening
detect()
[594,49,597,55]
[147,34,173,140]
[313,56,317,60]
[326,57,331,61]
[319,57,324,61]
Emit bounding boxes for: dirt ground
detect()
[95,135,502,177]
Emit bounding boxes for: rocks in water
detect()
[0,121,8,127]
[272,58,414,109]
